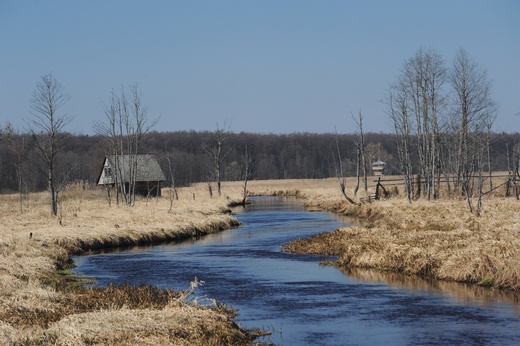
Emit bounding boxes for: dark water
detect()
[73,197,520,346]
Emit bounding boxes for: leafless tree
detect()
[2,125,24,212]
[400,48,447,200]
[387,83,415,202]
[166,156,178,213]
[26,73,72,216]
[450,48,498,213]
[514,143,520,200]
[95,90,120,203]
[352,111,367,195]
[483,113,496,192]
[3,124,30,213]
[202,122,232,197]
[332,127,357,205]
[241,145,254,205]
[475,126,486,215]
[94,84,158,206]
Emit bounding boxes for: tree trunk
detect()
[49,170,57,216]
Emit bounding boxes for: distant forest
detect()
[0,130,519,194]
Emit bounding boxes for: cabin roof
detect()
[98,154,166,185]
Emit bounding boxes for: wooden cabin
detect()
[97,154,166,196]
[371,160,386,176]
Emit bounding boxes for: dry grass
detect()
[0,283,253,346]
[0,182,259,346]
[280,177,520,291]
[2,176,520,345]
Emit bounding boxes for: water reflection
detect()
[345,267,520,308]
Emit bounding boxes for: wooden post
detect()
[416,174,422,199]
[506,173,511,197]
[375,177,388,200]
[513,173,519,199]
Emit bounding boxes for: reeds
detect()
[0,283,255,345]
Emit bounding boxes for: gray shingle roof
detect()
[103,154,166,183]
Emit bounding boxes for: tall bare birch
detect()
[450,48,497,212]
[27,74,72,215]
[399,48,447,200]
[94,84,157,206]
[352,111,367,195]
[387,84,414,202]
[202,122,232,197]
[241,145,254,205]
[332,127,357,205]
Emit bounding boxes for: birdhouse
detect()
[371,160,386,176]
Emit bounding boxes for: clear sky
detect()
[1,0,519,135]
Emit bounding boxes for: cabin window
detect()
[104,167,113,176]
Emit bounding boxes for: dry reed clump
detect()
[42,304,252,346]
[0,282,256,345]
[1,284,250,344]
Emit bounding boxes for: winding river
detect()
[73,197,520,345]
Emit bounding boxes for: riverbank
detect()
[274,178,520,291]
[0,183,258,345]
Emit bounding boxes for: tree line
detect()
[1,126,518,192]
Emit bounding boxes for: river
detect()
[72,196,520,345]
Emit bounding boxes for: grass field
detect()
[1,176,519,344]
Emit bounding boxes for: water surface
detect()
[73,197,520,345]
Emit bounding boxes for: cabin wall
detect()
[135,182,162,197]
[99,182,162,197]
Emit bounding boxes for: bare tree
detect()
[400,48,447,200]
[332,127,357,205]
[94,84,157,206]
[27,73,72,215]
[1,125,22,212]
[387,83,415,202]
[483,113,496,192]
[352,111,367,195]
[450,48,498,213]
[166,156,178,213]
[202,122,232,197]
[514,142,520,200]
[241,145,254,205]
[3,124,30,213]
[94,89,120,203]
[475,126,486,215]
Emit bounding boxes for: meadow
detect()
[1,176,519,345]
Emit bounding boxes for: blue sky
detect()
[1,1,519,135]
